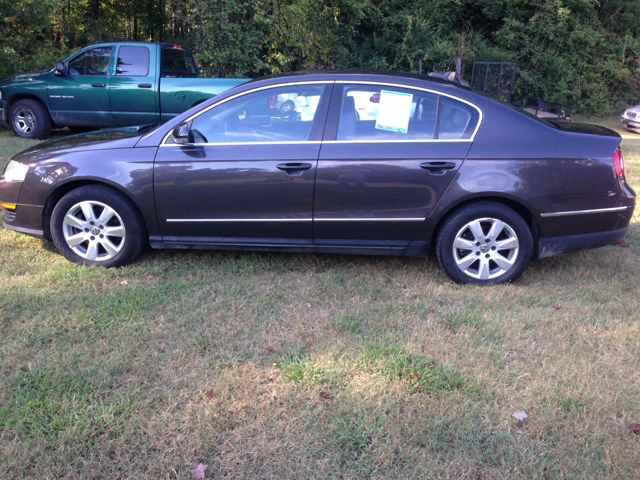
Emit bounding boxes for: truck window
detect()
[68,46,112,76]
[116,46,150,76]
[162,48,197,78]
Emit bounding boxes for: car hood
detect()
[624,105,640,114]
[0,69,53,88]
[12,127,144,163]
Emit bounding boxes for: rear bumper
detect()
[539,227,628,258]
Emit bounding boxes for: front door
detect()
[109,44,158,126]
[154,82,332,245]
[314,83,481,247]
[47,45,114,127]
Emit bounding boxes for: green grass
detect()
[0,121,639,478]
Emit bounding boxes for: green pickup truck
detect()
[0,42,248,139]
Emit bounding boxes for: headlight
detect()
[3,160,29,182]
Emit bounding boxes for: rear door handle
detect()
[138,83,152,88]
[420,161,457,170]
[276,163,313,176]
[91,83,106,88]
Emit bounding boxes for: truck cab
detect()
[0,42,247,139]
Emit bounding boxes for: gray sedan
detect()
[0,71,636,285]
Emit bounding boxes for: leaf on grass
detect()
[629,423,640,434]
[120,280,128,285]
[429,306,436,313]
[145,272,153,279]
[316,285,325,289]
[512,410,528,421]
[320,391,333,400]
[482,313,488,318]
[552,304,562,309]
[409,372,419,380]
[189,463,208,478]
[419,345,428,353]
[140,316,147,322]
[205,390,214,399]
[307,303,311,308]
[173,290,177,297]
[265,346,275,354]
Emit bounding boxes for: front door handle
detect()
[420,161,457,170]
[91,83,106,88]
[276,163,313,176]
[138,83,152,88]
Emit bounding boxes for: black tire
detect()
[280,100,296,114]
[50,185,147,267]
[436,201,533,285]
[9,99,52,139]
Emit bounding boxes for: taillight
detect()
[267,95,276,109]
[612,148,625,177]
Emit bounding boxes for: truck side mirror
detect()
[55,62,66,75]
[172,122,190,144]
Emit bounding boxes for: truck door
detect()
[109,45,158,126]
[47,46,114,127]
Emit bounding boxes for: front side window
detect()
[68,47,112,76]
[337,84,438,140]
[185,85,325,144]
[162,48,197,78]
[116,46,150,76]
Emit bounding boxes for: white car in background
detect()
[621,105,640,133]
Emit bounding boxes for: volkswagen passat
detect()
[0,72,635,285]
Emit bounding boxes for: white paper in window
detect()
[375,90,413,133]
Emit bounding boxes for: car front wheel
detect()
[51,185,147,267]
[10,99,52,139]
[436,202,533,285]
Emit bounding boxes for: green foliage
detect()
[0,0,639,113]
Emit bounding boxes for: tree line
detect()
[1,0,639,114]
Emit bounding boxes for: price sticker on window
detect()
[375,90,413,133]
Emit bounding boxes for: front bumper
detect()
[0,176,45,239]
[621,114,640,133]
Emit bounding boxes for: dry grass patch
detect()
[0,124,639,478]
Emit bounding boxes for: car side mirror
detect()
[172,122,190,144]
[55,62,66,76]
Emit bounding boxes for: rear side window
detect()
[337,85,438,141]
[116,46,150,76]
[162,48,197,78]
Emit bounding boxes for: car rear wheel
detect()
[51,185,147,267]
[436,202,533,285]
[10,99,52,139]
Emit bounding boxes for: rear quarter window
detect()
[438,97,480,139]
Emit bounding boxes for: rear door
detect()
[314,83,481,248]
[109,44,158,126]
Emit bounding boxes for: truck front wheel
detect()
[10,99,52,139]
